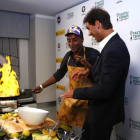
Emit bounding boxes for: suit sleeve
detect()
[73,51,124,100]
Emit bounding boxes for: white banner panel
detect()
[55,0,140,139]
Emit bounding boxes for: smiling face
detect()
[86,21,102,42]
[67,34,84,54]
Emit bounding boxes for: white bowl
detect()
[18,107,49,125]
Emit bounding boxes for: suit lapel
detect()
[92,54,100,72]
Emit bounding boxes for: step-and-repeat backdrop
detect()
[55,0,140,139]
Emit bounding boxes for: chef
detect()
[32,25,99,128]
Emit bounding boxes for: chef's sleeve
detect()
[53,52,70,82]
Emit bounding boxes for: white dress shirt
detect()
[99,31,117,53]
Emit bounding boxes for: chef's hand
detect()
[60,90,74,99]
[75,56,92,68]
[32,86,42,94]
[71,69,89,82]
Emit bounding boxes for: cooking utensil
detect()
[0,96,18,113]
[71,129,85,140]
[0,120,6,132]
[0,96,18,100]
[43,121,49,132]
[48,124,57,137]
[19,89,32,99]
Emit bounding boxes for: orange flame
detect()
[0,56,20,97]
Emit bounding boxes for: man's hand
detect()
[71,69,89,82]
[75,56,92,68]
[32,86,42,93]
[60,90,74,99]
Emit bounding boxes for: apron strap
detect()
[67,56,71,65]
[83,46,86,59]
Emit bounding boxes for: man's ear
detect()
[95,20,101,29]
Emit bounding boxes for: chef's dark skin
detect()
[67,34,92,66]
[32,34,92,93]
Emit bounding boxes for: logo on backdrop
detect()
[129,118,140,130]
[58,97,61,104]
[57,16,61,24]
[124,97,128,105]
[56,85,66,91]
[56,29,65,36]
[82,23,87,30]
[66,42,70,50]
[95,0,104,8]
[58,43,60,51]
[67,12,74,19]
[130,75,140,85]
[56,58,63,63]
[91,37,99,46]
[82,6,86,16]
[116,134,127,140]
[117,11,129,22]
[130,31,140,41]
[116,0,123,4]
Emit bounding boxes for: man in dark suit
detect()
[60,7,130,140]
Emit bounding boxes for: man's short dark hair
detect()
[83,7,113,29]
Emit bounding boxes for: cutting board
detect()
[0,117,59,137]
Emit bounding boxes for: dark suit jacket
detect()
[73,33,130,128]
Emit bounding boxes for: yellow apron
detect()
[57,47,93,127]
